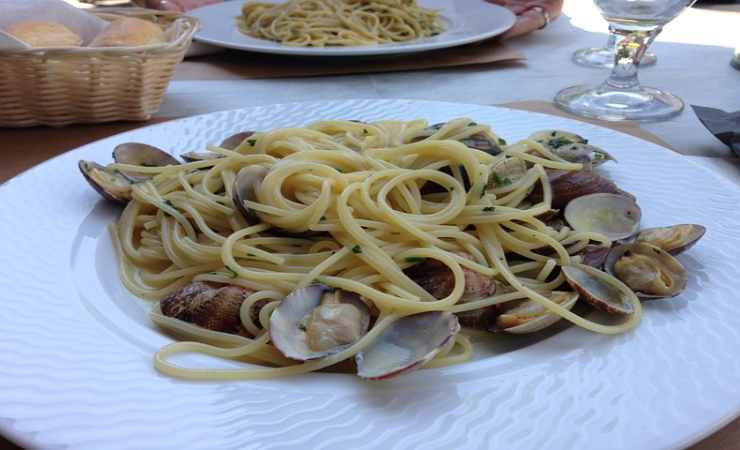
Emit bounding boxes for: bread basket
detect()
[0,9,198,127]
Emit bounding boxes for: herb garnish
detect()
[483,206,496,212]
[548,137,574,148]
[497,137,507,146]
[247,139,257,146]
[163,199,175,208]
[225,266,238,278]
[352,245,362,254]
[491,173,512,187]
[405,256,426,263]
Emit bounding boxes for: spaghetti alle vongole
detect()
[238,0,444,47]
[78,117,703,381]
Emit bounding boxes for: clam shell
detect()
[497,291,579,334]
[634,224,706,255]
[529,130,588,150]
[564,193,641,241]
[355,311,459,380]
[562,264,637,315]
[78,160,132,204]
[220,131,255,150]
[553,143,616,167]
[232,165,269,224]
[270,285,370,361]
[112,143,180,181]
[604,243,688,299]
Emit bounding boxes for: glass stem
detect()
[604,24,662,91]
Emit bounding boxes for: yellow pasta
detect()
[238,0,444,47]
[107,117,641,381]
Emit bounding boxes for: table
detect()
[1,1,739,449]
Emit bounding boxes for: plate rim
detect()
[187,0,516,57]
[1,98,739,450]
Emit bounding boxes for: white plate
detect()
[187,0,515,56]
[1,99,739,450]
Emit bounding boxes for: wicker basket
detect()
[0,10,198,127]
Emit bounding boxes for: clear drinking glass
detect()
[573,34,657,68]
[556,0,697,121]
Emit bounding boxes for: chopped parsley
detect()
[225,266,238,278]
[320,216,327,221]
[362,128,369,135]
[548,137,574,148]
[140,162,157,167]
[480,187,486,198]
[247,139,257,146]
[352,245,362,254]
[405,256,426,263]
[247,253,255,257]
[497,137,507,146]
[491,172,512,187]
[163,199,175,208]
[483,206,496,212]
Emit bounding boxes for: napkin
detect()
[0,0,109,48]
[692,105,740,156]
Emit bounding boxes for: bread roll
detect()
[5,20,82,48]
[90,17,166,47]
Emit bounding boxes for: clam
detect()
[552,143,615,167]
[270,285,371,361]
[414,122,503,155]
[604,243,688,299]
[78,160,133,204]
[562,263,637,315]
[529,169,629,210]
[496,291,579,334]
[181,151,224,162]
[232,165,269,224]
[488,157,528,189]
[564,193,641,241]
[529,130,588,149]
[112,142,180,181]
[355,311,460,380]
[220,131,255,150]
[578,244,611,268]
[634,224,706,255]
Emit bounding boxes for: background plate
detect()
[188,0,516,56]
[0,99,739,450]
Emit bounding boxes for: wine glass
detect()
[556,0,697,122]
[573,34,657,68]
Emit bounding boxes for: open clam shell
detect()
[181,151,224,162]
[634,224,706,255]
[562,264,638,315]
[605,243,688,299]
[355,312,460,380]
[112,143,181,167]
[220,131,255,150]
[488,156,528,189]
[270,285,370,361]
[496,291,579,334]
[552,143,616,167]
[529,130,588,150]
[564,193,641,241]
[233,165,269,224]
[78,160,133,204]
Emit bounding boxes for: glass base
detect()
[572,47,657,69]
[554,83,684,122]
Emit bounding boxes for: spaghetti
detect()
[238,0,445,47]
[107,118,641,381]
